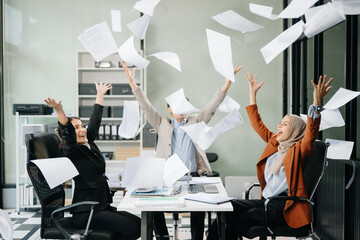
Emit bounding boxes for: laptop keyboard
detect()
[188,184,219,194]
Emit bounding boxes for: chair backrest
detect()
[25,132,61,161]
[303,140,329,200]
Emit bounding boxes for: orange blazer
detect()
[246,104,320,228]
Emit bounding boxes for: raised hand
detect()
[95,82,112,96]
[311,75,333,106]
[120,61,137,90]
[221,65,243,93]
[43,97,67,125]
[245,72,264,105]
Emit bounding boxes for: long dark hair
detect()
[57,117,81,150]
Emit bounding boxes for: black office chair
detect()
[25,133,121,240]
[242,140,330,240]
[206,152,220,177]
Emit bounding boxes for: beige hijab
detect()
[268,114,306,175]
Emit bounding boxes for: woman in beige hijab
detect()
[207,74,333,240]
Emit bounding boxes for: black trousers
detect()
[73,206,141,240]
[207,198,287,240]
[154,211,205,240]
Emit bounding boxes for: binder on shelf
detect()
[104,125,111,140]
[98,125,104,140]
[111,125,118,140]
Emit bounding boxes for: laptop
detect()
[185,172,219,194]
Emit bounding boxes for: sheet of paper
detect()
[118,101,142,139]
[118,35,150,68]
[31,158,79,189]
[78,21,118,62]
[0,209,13,240]
[278,0,318,18]
[149,52,181,72]
[212,10,264,33]
[122,157,165,190]
[111,10,121,32]
[206,29,235,82]
[188,178,221,185]
[324,87,360,110]
[127,14,151,40]
[133,0,160,16]
[249,3,278,20]
[332,1,360,15]
[325,138,354,160]
[216,95,240,112]
[163,154,189,187]
[205,109,244,139]
[303,3,345,38]
[260,20,304,64]
[300,108,345,131]
[165,88,199,114]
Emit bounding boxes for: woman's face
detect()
[276,115,291,142]
[71,118,88,144]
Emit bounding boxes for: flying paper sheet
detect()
[127,14,151,40]
[165,88,199,114]
[325,138,354,160]
[0,209,13,240]
[111,10,121,32]
[182,110,244,150]
[118,101,145,139]
[249,3,278,20]
[260,20,304,64]
[31,158,79,189]
[212,10,264,33]
[78,21,118,62]
[133,0,160,16]
[216,95,240,113]
[324,87,360,110]
[300,108,345,131]
[148,52,181,72]
[206,29,235,82]
[122,157,165,190]
[118,36,150,68]
[163,154,189,187]
[303,2,345,38]
[332,1,360,15]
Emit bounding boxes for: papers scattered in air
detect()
[165,88,199,114]
[78,21,118,62]
[206,29,235,82]
[304,3,345,38]
[0,209,13,240]
[260,20,304,64]
[185,193,234,205]
[300,108,345,131]
[212,10,264,33]
[325,138,354,160]
[249,3,278,20]
[127,15,151,40]
[149,52,181,71]
[164,154,189,187]
[182,110,244,150]
[216,95,240,113]
[118,36,150,68]
[31,158,79,189]
[118,101,145,139]
[111,10,121,32]
[332,1,360,15]
[324,87,360,110]
[133,0,160,17]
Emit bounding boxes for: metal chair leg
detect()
[172,213,179,240]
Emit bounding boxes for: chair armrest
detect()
[51,201,99,240]
[245,183,260,200]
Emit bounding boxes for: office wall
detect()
[3,0,283,184]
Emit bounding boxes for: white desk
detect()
[117,177,233,239]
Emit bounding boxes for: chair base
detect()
[243,224,312,239]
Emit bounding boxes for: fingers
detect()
[325,77,333,87]
[234,66,243,75]
[259,81,265,87]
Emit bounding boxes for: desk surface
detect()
[117,177,233,212]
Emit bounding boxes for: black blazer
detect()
[59,104,112,213]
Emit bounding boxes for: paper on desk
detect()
[303,2,345,38]
[206,29,235,82]
[163,154,189,187]
[133,0,160,16]
[127,14,151,40]
[323,87,360,110]
[0,209,13,240]
[249,3,278,20]
[300,108,345,131]
[165,88,199,114]
[31,158,79,189]
[260,20,304,64]
[118,101,145,139]
[325,138,354,160]
[182,110,243,150]
[111,10,121,32]
[332,1,360,15]
[148,52,181,72]
[118,36,149,68]
[216,95,240,113]
[185,193,233,204]
[212,10,264,33]
[78,21,118,62]
[189,178,221,185]
[122,157,165,190]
